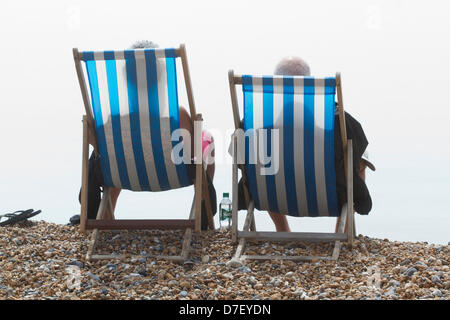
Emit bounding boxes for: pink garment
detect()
[202,131,213,155]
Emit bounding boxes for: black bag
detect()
[78,152,104,219]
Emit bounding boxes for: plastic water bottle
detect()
[219,193,232,228]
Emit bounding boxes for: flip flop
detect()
[0,209,41,227]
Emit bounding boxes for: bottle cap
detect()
[223,192,229,198]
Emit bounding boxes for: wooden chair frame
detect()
[228,70,354,262]
[73,44,214,262]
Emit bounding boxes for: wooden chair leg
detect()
[193,114,203,233]
[232,201,255,261]
[346,140,354,247]
[332,203,348,260]
[80,116,89,234]
[107,196,115,220]
[180,228,193,261]
[232,138,239,243]
[86,188,110,261]
[178,194,196,261]
[334,216,341,233]
[250,215,256,232]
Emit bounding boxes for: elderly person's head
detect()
[274,56,311,76]
[130,40,159,49]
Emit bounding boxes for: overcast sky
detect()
[0,0,449,244]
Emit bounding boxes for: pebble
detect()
[270,293,281,300]
[67,260,84,269]
[106,263,117,271]
[137,269,146,277]
[404,267,417,277]
[222,273,234,281]
[44,251,53,257]
[157,271,166,280]
[432,289,443,297]
[254,283,263,290]
[285,272,294,279]
[86,272,101,282]
[128,273,142,278]
[237,266,251,273]
[180,291,188,297]
[400,259,411,266]
[111,234,121,241]
[0,221,448,300]
[431,275,441,283]
[389,280,401,287]
[404,283,413,289]
[414,261,428,270]
[226,258,243,268]
[385,287,396,297]
[293,289,306,298]
[393,265,407,275]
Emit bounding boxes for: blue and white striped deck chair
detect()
[73,44,214,262]
[228,70,354,262]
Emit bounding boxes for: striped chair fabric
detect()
[242,75,339,217]
[81,48,192,192]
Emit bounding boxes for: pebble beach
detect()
[0,220,448,300]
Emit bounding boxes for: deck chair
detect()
[228,71,354,262]
[73,44,214,262]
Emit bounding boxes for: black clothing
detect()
[78,152,104,220]
[334,112,372,214]
[237,112,372,215]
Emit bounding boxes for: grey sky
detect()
[0,0,448,244]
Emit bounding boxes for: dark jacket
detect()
[334,112,372,214]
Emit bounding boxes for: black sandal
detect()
[0,209,41,227]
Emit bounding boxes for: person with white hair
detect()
[236,56,374,232]
[75,41,217,230]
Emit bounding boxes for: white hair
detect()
[130,40,159,49]
[274,56,311,76]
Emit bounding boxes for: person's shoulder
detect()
[344,111,358,123]
[344,111,365,131]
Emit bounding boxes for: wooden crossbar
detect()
[241,255,335,262]
[85,219,195,231]
[74,47,185,61]
[238,231,348,242]
[89,254,186,263]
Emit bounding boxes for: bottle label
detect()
[220,208,232,221]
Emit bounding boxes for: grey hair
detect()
[130,40,159,49]
[274,56,311,76]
